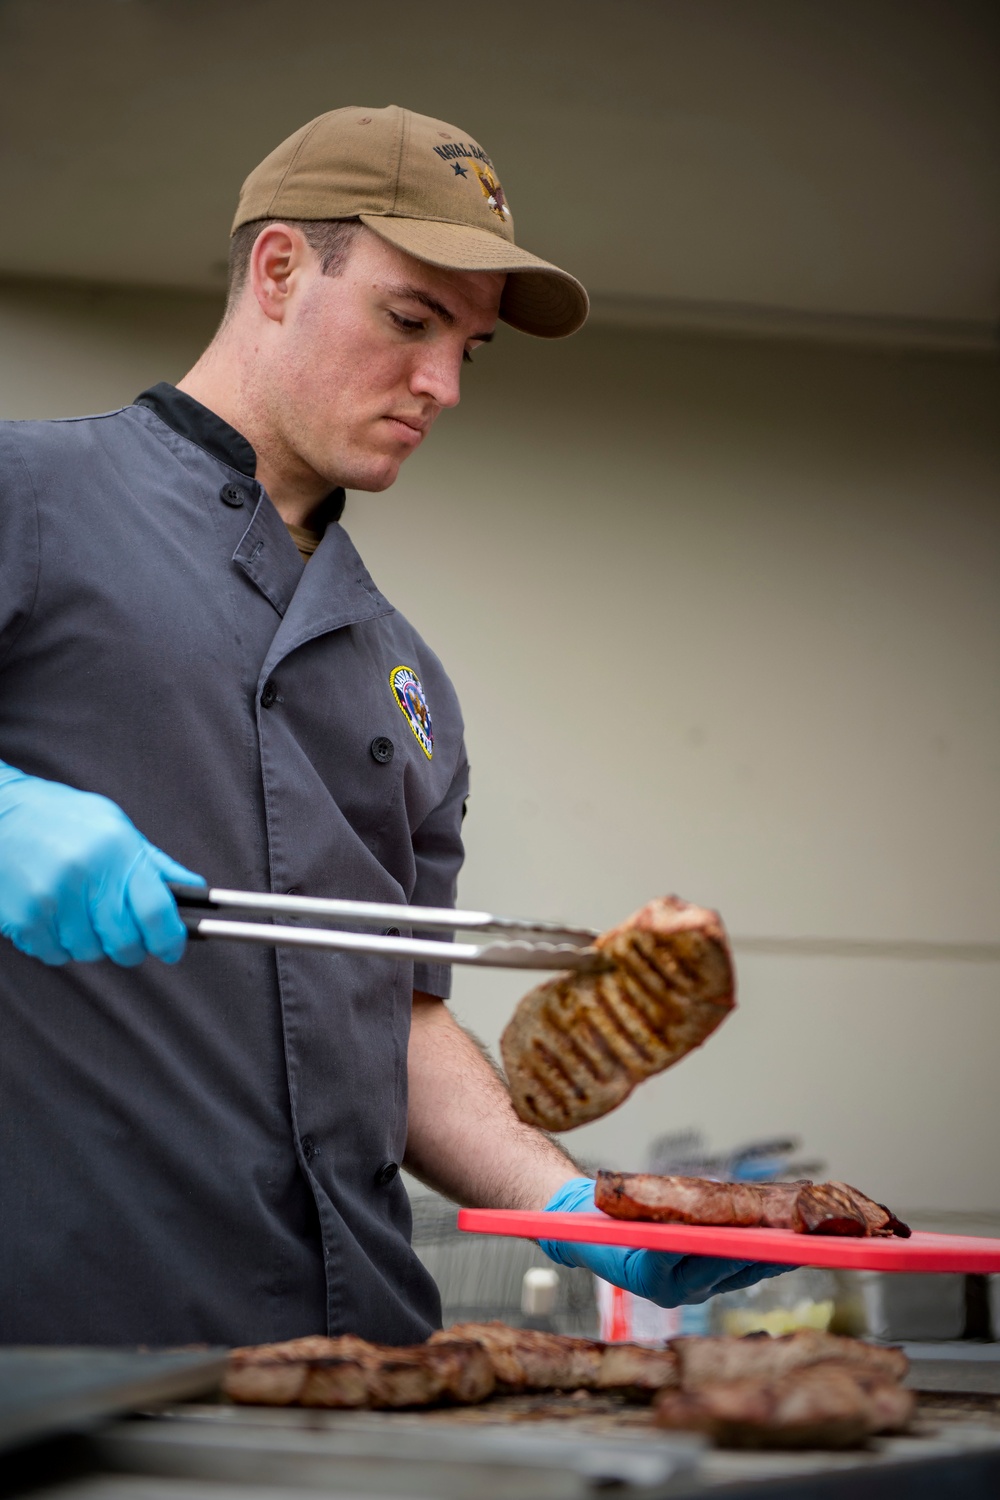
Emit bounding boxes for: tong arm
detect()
[180,916,611,973]
[169,884,598,945]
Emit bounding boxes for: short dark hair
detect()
[226,217,363,308]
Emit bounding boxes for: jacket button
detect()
[301,1135,318,1162]
[261,680,278,709]
[220,482,247,507]
[375,1161,399,1187]
[370,736,394,764]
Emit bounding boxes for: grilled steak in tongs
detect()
[502,896,736,1131]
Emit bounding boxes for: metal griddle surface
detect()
[0,1348,226,1455]
[85,1393,1000,1500]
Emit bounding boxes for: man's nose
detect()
[410,346,463,410]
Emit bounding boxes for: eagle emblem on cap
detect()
[472,163,510,220]
[390,666,434,759]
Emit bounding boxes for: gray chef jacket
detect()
[0,385,468,1346]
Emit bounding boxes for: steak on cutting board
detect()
[501,896,735,1131]
[595,1170,911,1237]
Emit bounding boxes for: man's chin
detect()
[336,458,404,494]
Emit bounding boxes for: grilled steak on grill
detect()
[596,1340,680,1393]
[431,1323,599,1389]
[671,1330,908,1388]
[595,1171,911,1237]
[225,1334,495,1409]
[501,896,736,1131]
[225,1323,911,1450]
[655,1362,915,1448]
[428,1321,679,1393]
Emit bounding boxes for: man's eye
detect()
[389,312,424,332]
[463,350,474,365]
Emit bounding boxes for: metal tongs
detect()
[168,884,611,972]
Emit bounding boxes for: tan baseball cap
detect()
[232,105,588,339]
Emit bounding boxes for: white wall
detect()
[2,279,998,1211]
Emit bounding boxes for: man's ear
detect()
[249,224,310,323]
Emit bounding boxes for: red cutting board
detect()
[457,1209,1000,1274]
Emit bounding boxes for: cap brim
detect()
[359,216,589,339]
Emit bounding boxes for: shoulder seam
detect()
[16,407,131,427]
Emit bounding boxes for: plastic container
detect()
[858,1271,966,1341]
[711,1267,836,1337]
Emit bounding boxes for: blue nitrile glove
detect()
[0,762,204,967]
[539,1177,787,1307]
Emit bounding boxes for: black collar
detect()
[134,382,257,478]
[133,383,346,525]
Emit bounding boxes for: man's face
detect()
[268,228,504,493]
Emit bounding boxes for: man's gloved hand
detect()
[0,763,204,967]
[539,1176,787,1307]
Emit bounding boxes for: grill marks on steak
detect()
[224,1334,495,1410]
[501,897,736,1132]
[430,1320,679,1394]
[595,1171,911,1238]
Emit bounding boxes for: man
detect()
[0,106,774,1345]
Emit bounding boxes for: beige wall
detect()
[0,280,222,415]
[1,278,998,1211]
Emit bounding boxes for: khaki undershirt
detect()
[286,521,324,562]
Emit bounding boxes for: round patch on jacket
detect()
[390,665,434,760]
